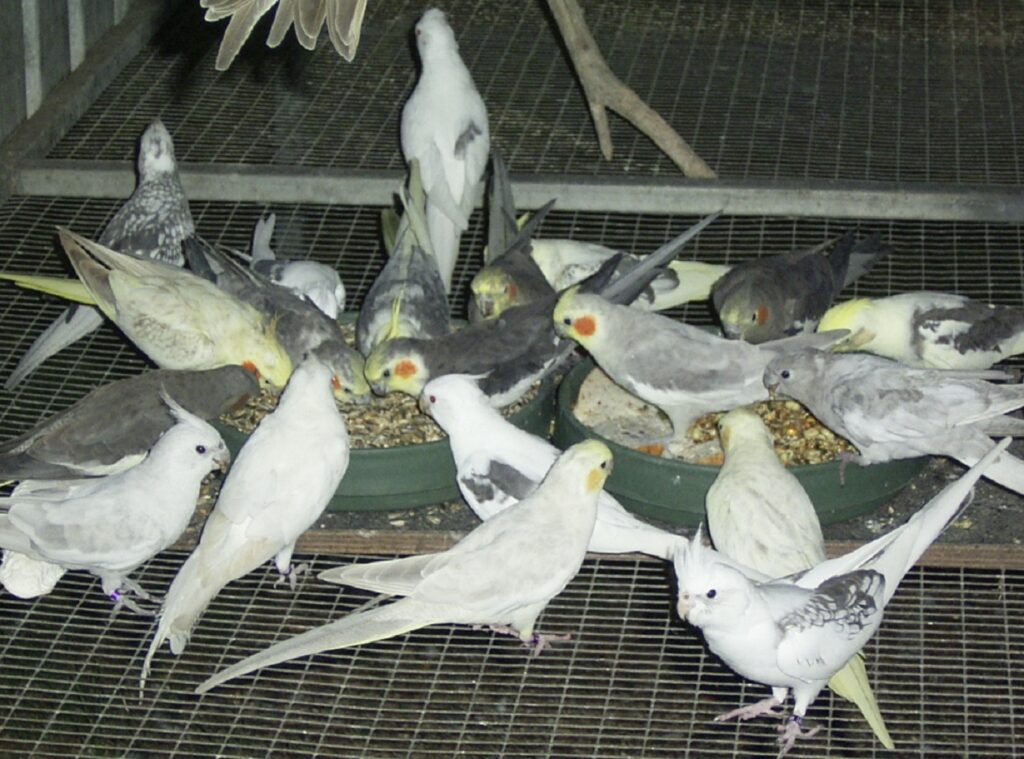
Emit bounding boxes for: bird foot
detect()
[524,631,572,657]
[776,714,821,757]
[109,589,157,617]
[836,451,866,486]
[715,696,783,723]
[275,562,310,591]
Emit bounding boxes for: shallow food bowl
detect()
[216,376,558,512]
[552,360,928,526]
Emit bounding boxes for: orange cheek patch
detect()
[330,376,342,390]
[242,360,261,378]
[395,360,418,379]
[507,282,518,298]
[573,316,596,337]
[756,305,769,326]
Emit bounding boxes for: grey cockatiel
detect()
[357,161,451,357]
[0,366,257,481]
[200,0,368,70]
[0,399,229,609]
[365,213,722,407]
[6,119,194,390]
[469,152,556,321]
[184,236,369,403]
[553,290,846,449]
[400,7,489,293]
[194,439,612,693]
[240,214,345,319]
[818,291,1024,370]
[141,357,350,690]
[764,349,1024,494]
[711,231,890,344]
[422,374,685,559]
[705,408,892,749]
[675,437,1009,754]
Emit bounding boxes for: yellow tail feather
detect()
[828,653,894,749]
[0,273,96,305]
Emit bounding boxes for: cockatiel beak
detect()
[677,591,695,618]
[214,449,232,472]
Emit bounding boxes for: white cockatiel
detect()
[818,291,1024,370]
[706,408,892,749]
[242,214,346,319]
[421,374,685,559]
[195,439,612,693]
[0,399,229,611]
[6,119,194,390]
[140,356,350,690]
[677,437,1009,755]
[765,349,1024,495]
[400,7,489,293]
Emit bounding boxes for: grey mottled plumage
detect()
[6,120,193,390]
[0,366,257,481]
[711,231,889,344]
[764,349,1024,494]
[674,438,1009,754]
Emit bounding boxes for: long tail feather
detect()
[828,654,894,749]
[195,598,438,693]
[5,306,104,390]
[0,273,96,304]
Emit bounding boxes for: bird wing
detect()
[772,570,885,682]
[457,450,540,520]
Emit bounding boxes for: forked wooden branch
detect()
[547,0,716,179]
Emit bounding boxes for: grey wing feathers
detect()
[99,178,193,265]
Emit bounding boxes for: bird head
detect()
[313,344,371,404]
[762,349,826,401]
[138,118,177,178]
[716,407,772,453]
[817,298,876,352]
[471,268,518,319]
[714,277,776,343]
[419,374,489,425]
[250,324,296,390]
[364,339,428,397]
[414,8,458,58]
[159,393,232,474]
[549,439,614,496]
[553,287,602,348]
[672,531,753,629]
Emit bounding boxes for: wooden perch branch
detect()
[547,0,716,179]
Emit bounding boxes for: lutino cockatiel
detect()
[765,349,1024,495]
[5,119,193,390]
[400,7,489,293]
[676,437,1009,755]
[0,398,229,610]
[706,408,892,748]
[818,291,1024,370]
[195,439,612,693]
[140,356,350,691]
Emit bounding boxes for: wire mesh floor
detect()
[1,193,1023,435]
[45,0,1024,185]
[0,552,1019,758]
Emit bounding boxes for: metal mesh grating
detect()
[0,552,1020,758]
[1,193,1022,435]
[46,0,1024,184]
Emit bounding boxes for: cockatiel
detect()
[764,349,1024,494]
[0,366,256,481]
[241,214,346,319]
[675,438,1009,754]
[200,0,368,71]
[6,119,193,390]
[357,160,451,357]
[51,228,293,388]
[818,291,1024,370]
[553,290,846,450]
[184,236,369,403]
[400,7,489,293]
[194,439,612,693]
[140,356,350,690]
[711,231,890,343]
[0,399,229,609]
[706,408,892,748]
[365,214,721,407]
[422,374,685,559]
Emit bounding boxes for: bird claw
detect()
[275,562,310,591]
[109,589,157,617]
[776,714,821,757]
[836,451,865,486]
[715,697,783,723]
[525,631,572,657]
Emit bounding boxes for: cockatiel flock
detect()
[0,5,1019,758]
